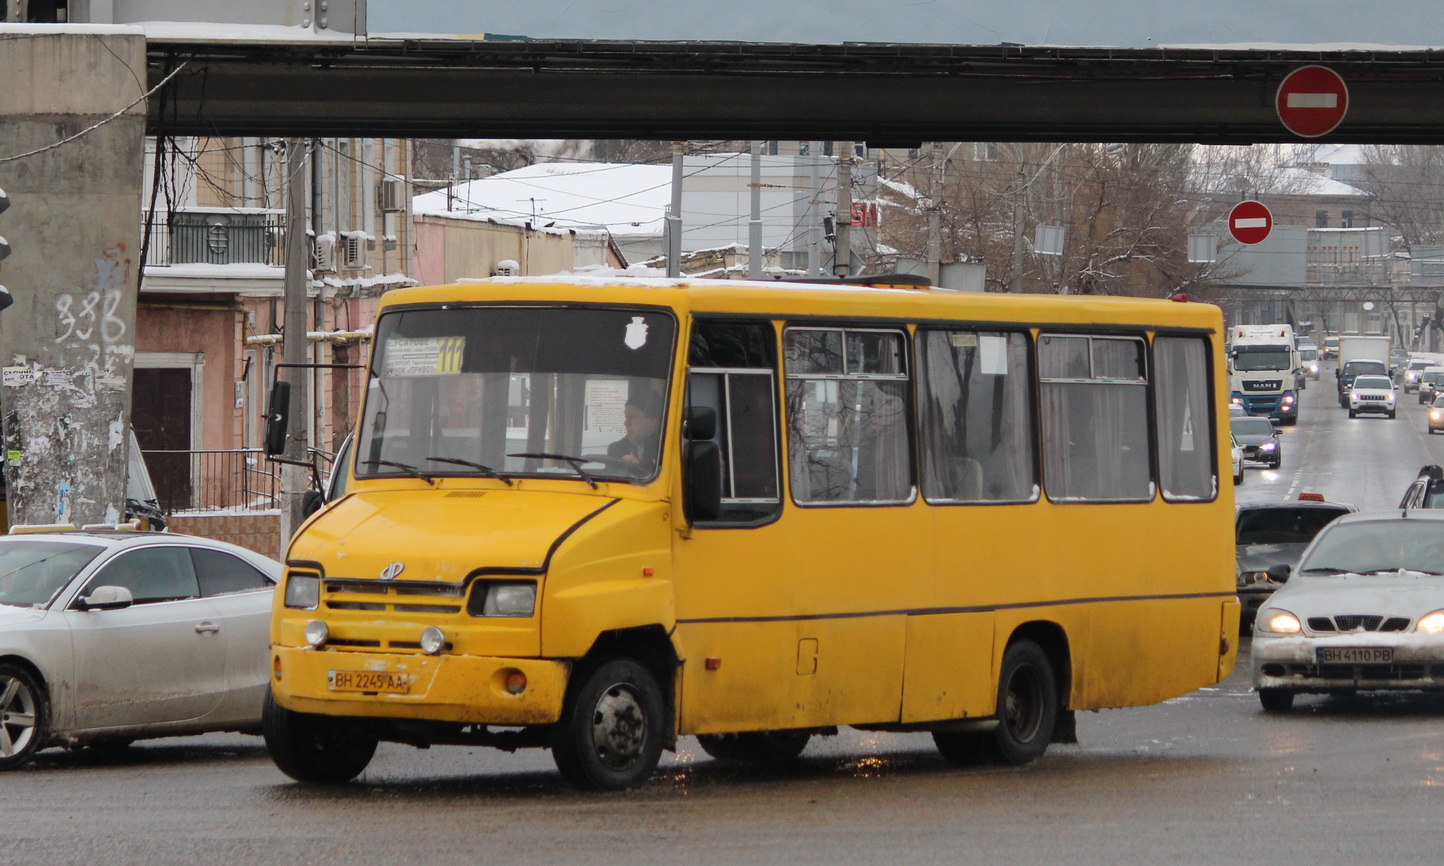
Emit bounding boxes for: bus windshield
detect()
[359,306,676,482]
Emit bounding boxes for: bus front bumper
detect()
[270,646,570,725]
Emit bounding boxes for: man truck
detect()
[1229,324,1301,425]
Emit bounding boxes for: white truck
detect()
[1229,324,1301,425]
[1335,334,1393,408]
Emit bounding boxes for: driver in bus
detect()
[608,390,663,470]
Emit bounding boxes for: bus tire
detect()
[984,640,1058,766]
[263,687,377,784]
[551,658,665,791]
[0,663,47,771]
[1258,688,1294,713]
[697,730,810,763]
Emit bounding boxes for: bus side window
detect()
[687,320,782,525]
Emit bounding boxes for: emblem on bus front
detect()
[380,561,405,580]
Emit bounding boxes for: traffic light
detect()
[0,186,11,312]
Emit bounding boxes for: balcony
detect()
[145,208,285,267]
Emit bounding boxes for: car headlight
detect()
[1432,410,1442,421]
[284,573,320,610]
[1418,610,1444,634]
[1258,609,1301,634]
[1259,442,1277,452]
[468,581,537,617]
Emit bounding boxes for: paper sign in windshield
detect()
[385,337,465,377]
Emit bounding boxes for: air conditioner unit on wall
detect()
[341,231,368,269]
[378,177,406,213]
[313,233,336,273]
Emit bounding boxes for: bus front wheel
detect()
[263,688,377,784]
[987,640,1058,766]
[551,658,665,791]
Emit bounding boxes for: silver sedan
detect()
[1252,511,1444,712]
[0,530,279,768]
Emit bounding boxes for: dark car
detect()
[1230,416,1281,468]
[1399,465,1444,509]
[1235,497,1357,631]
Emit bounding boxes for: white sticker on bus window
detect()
[385,337,465,377]
[979,335,1008,375]
[950,333,978,349]
[586,379,628,435]
[624,317,649,350]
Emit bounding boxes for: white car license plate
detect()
[1317,647,1393,664]
[328,669,410,693]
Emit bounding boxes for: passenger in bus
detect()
[608,390,663,470]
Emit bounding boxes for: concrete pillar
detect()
[0,28,144,527]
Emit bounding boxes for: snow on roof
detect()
[413,162,671,238]
[1276,167,1368,197]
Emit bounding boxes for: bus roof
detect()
[380,276,1223,332]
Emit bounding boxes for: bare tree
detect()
[1351,145,1444,247]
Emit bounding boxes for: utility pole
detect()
[748,141,764,279]
[809,141,824,277]
[278,139,311,553]
[667,141,684,277]
[1010,170,1026,293]
[927,142,944,286]
[834,141,854,278]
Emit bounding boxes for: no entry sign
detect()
[1276,66,1349,138]
[1228,201,1272,245]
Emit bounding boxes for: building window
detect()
[1341,210,1354,228]
[1316,210,1329,228]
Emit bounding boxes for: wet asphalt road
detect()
[6,367,1444,865]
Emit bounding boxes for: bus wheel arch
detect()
[996,623,1074,760]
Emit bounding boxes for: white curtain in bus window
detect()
[1039,334,1151,502]
[1153,336,1214,500]
[784,328,912,504]
[917,330,1036,503]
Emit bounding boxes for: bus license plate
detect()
[328,669,410,693]
[1317,647,1393,664]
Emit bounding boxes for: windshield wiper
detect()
[507,452,599,489]
[360,460,436,485]
[425,457,514,485]
[1299,567,1351,575]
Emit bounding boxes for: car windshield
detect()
[1237,507,1350,545]
[1231,417,1275,436]
[1300,348,1318,361]
[1425,371,1444,384]
[359,306,677,483]
[1353,376,1392,390]
[1411,361,1432,371]
[1232,348,1292,371]
[0,540,104,608]
[1299,520,1444,576]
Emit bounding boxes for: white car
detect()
[1348,374,1397,419]
[0,530,279,769]
[1230,434,1244,486]
[1252,511,1444,712]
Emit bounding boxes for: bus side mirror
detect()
[301,488,325,518]
[683,406,716,441]
[684,440,723,523]
[264,380,290,456]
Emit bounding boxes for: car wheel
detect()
[263,687,377,784]
[980,640,1058,766]
[1234,467,1244,485]
[1389,410,1397,419]
[552,658,666,791]
[0,664,47,771]
[697,730,811,763]
[1348,409,1357,418]
[1258,688,1295,713]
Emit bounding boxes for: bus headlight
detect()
[468,581,537,617]
[285,574,320,610]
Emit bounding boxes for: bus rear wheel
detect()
[551,658,665,791]
[697,730,811,763]
[263,688,377,784]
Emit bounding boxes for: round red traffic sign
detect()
[1276,65,1349,138]
[1228,200,1272,245]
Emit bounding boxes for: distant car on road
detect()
[1430,395,1444,435]
[1252,510,1444,712]
[0,530,279,769]
[1235,496,1356,631]
[1347,374,1397,419]
[1231,415,1281,469]
[1230,434,1245,486]
[1403,358,1435,392]
[1418,368,1444,403]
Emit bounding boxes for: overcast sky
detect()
[368,0,1444,48]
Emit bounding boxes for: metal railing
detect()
[143,449,280,514]
[144,208,286,268]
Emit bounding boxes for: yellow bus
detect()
[263,276,1240,790]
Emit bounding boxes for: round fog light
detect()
[420,626,445,655]
[505,671,527,695]
[303,619,328,648]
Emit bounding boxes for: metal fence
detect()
[144,209,286,267]
[143,449,280,514]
